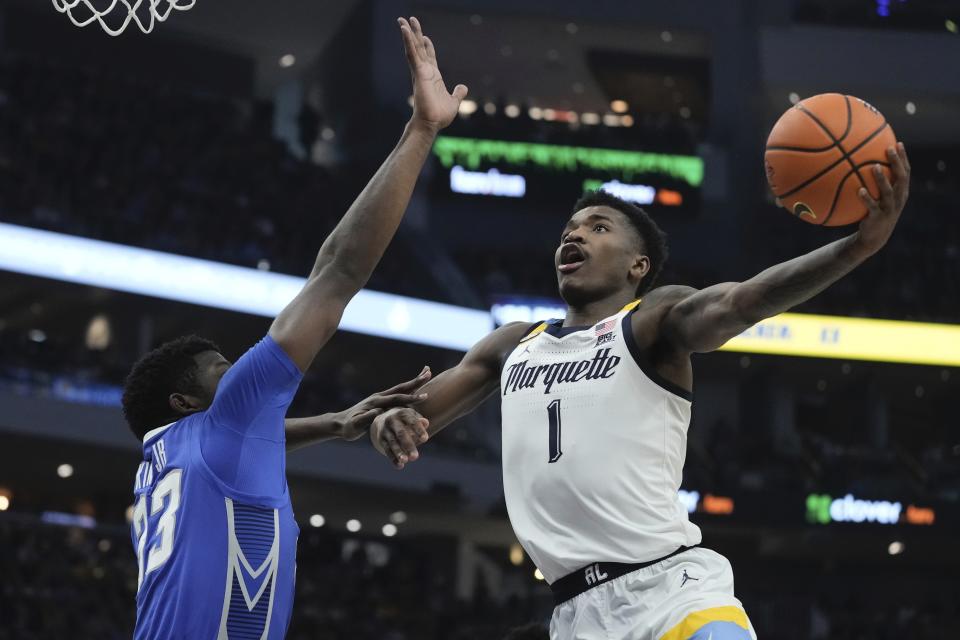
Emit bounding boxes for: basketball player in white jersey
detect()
[370,144,910,639]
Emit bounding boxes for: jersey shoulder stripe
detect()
[519,321,549,343]
[621,306,693,401]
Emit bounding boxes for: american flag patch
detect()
[595,318,617,345]
[595,319,617,335]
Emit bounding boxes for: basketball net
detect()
[52,0,196,36]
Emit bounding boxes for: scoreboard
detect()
[432,135,704,213]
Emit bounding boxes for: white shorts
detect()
[549,547,757,640]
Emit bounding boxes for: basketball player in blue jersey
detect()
[370,146,911,639]
[120,17,463,639]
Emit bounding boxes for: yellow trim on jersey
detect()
[621,299,642,312]
[519,322,548,343]
[658,606,750,640]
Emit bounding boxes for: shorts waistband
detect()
[549,546,698,605]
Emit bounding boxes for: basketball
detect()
[764,93,898,227]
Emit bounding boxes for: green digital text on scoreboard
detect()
[432,136,704,209]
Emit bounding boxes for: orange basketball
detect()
[764,93,898,227]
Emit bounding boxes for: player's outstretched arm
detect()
[283,367,431,451]
[369,322,532,468]
[269,17,468,372]
[656,143,910,354]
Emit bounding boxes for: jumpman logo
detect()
[680,569,699,588]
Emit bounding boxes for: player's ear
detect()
[169,392,203,415]
[630,254,650,282]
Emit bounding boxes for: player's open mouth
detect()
[558,243,586,274]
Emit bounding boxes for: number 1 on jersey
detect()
[547,399,563,463]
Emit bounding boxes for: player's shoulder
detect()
[468,321,542,364]
[489,321,541,344]
[631,286,700,349]
[641,284,699,308]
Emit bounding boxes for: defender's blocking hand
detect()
[398,16,468,133]
[336,366,431,441]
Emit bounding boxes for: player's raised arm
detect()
[369,322,532,468]
[269,17,468,372]
[657,143,910,354]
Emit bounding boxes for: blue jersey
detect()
[131,335,303,639]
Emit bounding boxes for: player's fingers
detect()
[423,35,438,64]
[858,187,881,216]
[887,146,906,183]
[409,17,428,59]
[379,366,431,395]
[398,20,419,67]
[372,393,428,409]
[887,147,909,205]
[417,417,430,443]
[873,165,894,208]
[410,16,424,38]
[451,84,468,101]
[391,425,420,461]
[897,141,911,175]
[380,430,407,468]
[895,143,911,205]
[402,19,426,65]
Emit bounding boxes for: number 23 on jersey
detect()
[133,469,182,590]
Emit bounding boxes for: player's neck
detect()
[563,292,635,328]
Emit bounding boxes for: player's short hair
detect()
[572,190,669,296]
[122,335,221,440]
[502,624,549,640]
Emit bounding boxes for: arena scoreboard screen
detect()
[432,136,704,213]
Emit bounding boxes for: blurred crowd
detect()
[0,53,956,323]
[0,54,429,300]
[0,517,541,640]
[443,101,699,154]
[740,575,960,640]
[2,516,959,640]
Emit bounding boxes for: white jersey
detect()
[500,302,701,584]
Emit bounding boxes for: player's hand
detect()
[399,16,467,134]
[336,366,431,441]
[370,406,431,469]
[853,143,910,257]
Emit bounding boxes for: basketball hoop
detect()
[52,0,196,36]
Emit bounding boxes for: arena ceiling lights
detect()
[2,221,959,366]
